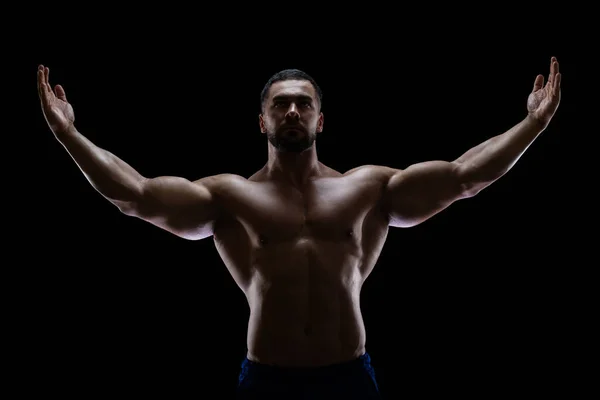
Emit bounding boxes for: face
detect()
[260,80,323,153]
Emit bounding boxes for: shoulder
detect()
[192,173,249,194]
[193,173,247,185]
[342,164,399,183]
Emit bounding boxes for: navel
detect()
[259,234,268,246]
[304,324,312,336]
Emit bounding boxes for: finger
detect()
[532,74,544,92]
[55,84,67,102]
[45,66,51,90]
[548,57,560,88]
[553,72,561,97]
[552,57,559,76]
[37,65,44,94]
[37,66,51,107]
[549,58,560,94]
[37,65,47,91]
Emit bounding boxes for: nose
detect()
[285,103,300,121]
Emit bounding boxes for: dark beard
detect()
[267,131,316,153]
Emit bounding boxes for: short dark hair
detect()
[260,69,322,112]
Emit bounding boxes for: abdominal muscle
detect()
[244,237,367,367]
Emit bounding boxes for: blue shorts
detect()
[236,352,381,399]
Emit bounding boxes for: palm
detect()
[37,65,75,134]
[526,57,561,126]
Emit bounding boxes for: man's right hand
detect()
[37,65,75,136]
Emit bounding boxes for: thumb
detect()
[55,84,67,102]
[532,74,544,93]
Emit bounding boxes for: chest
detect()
[224,177,384,242]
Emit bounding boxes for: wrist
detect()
[525,113,549,130]
[54,124,78,141]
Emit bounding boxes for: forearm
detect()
[456,115,547,186]
[55,127,144,203]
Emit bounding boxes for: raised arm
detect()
[38,65,222,240]
[382,56,562,228]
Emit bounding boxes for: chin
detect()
[268,131,315,153]
[282,139,315,153]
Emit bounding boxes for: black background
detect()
[14,13,592,399]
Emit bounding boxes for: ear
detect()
[317,112,324,133]
[259,114,266,134]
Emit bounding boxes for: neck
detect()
[266,143,320,187]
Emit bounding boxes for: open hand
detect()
[37,65,75,135]
[527,57,561,126]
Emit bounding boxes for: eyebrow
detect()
[272,94,313,102]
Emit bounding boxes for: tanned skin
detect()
[38,58,561,367]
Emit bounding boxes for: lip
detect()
[281,126,304,133]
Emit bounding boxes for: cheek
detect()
[263,119,276,132]
[310,117,321,130]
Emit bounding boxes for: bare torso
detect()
[209,164,392,367]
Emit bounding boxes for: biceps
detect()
[123,176,219,236]
[384,161,470,227]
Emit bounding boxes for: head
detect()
[259,69,324,154]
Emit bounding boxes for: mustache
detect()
[278,124,306,134]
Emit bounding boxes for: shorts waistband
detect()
[240,352,373,378]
